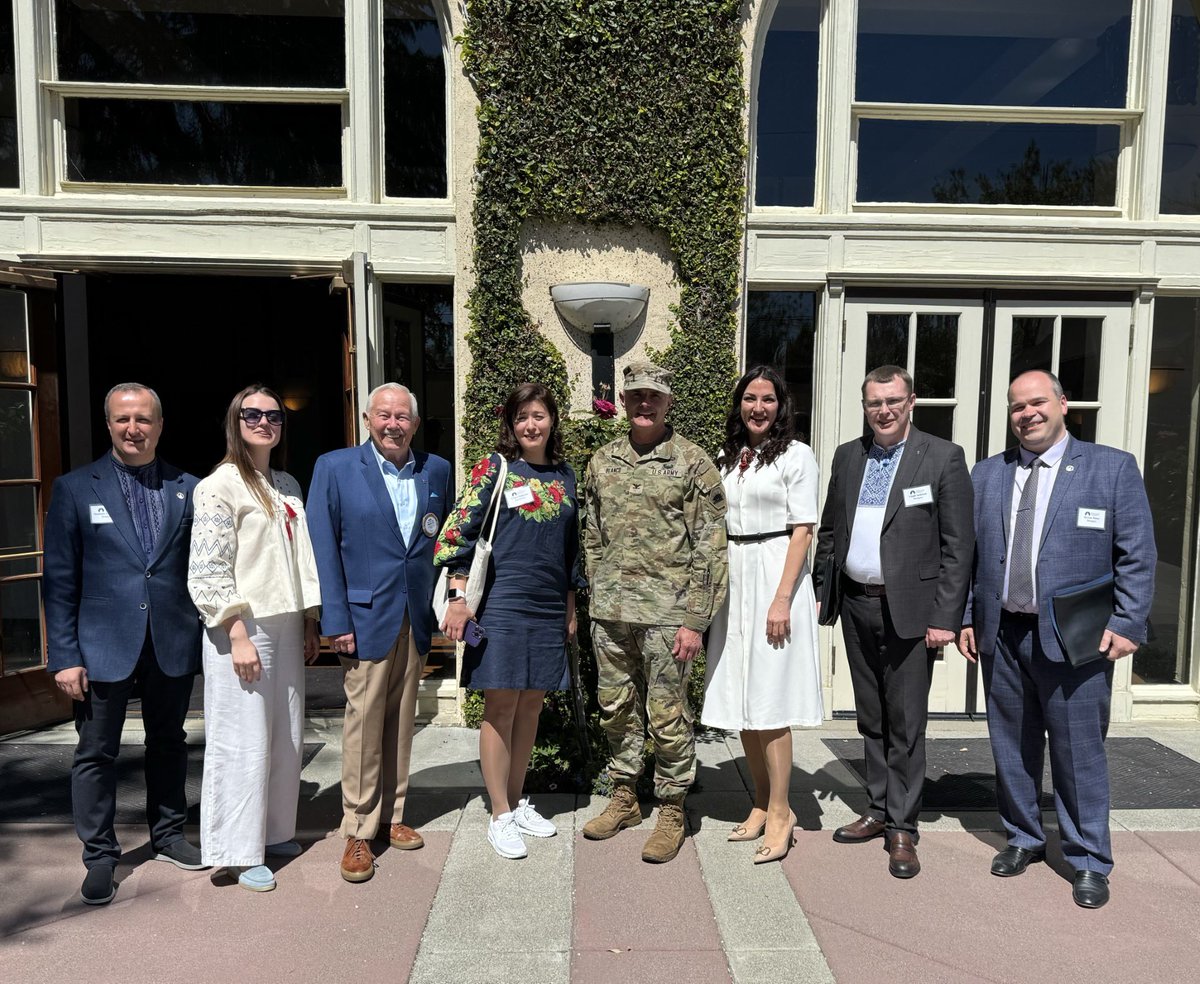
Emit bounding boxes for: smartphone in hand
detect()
[464,620,486,647]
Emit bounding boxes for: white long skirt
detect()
[200,612,305,867]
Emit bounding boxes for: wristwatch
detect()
[447,587,466,602]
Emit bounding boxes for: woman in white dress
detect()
[704,365,823,864]
[188,384,322,891]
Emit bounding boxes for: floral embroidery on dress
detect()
[434,454,575,565]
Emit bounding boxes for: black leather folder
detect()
[817,556,842,627]
[1050,573,1115,667]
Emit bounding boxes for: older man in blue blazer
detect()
[308,382,451,883]
[958,369,1155,909]
[44,383,205,907]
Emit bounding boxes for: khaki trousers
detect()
[339,617,425,839]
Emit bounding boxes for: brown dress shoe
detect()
[341,837,375,883]
[832,815,886,843]
[887,831,920,878]
[387,823,424,851]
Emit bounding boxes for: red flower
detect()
[458,507,470,520]
[520,492,544,512]
[471,457,493,481]
[493,404,505,417]
[593,398,617,419]
[548,484,564,503]
[445,528,460,543]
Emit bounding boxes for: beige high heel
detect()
[753,811,797,864]
[728,818,767,842]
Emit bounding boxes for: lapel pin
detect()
[422,512,440,538]
[1065,465,1075,472]
[176,491,186,498]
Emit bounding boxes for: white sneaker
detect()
[487,812,527,859]
[513,796,557,838]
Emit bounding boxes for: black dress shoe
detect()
[990,846,1045,877]
[81,866,117,906]
[1072,871,1110,909]
[832,815,886,843]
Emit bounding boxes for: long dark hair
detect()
[718,365,795,472]
[496,382,563,463]
[218,383,288,514]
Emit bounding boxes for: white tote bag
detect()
[432,454,508,623]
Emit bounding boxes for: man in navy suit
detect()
[958,370,1155,909]
[44,383,205,906]
[308,382,451,883]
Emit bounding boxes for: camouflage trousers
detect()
[591,619,695,802]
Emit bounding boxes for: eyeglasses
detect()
[862,396,911,413]
[239,408,284,427]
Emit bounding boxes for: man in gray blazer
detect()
[958,370,1155,909]
[814,365,974,878]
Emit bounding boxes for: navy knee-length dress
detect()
[434,453,583,690]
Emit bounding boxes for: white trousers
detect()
[200,612,305,867]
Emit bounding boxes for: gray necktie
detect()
[1008,457,1044,610]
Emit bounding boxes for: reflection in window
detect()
[1010,317,1054,379]
[0,0,15,187]
[754,0,820,207]
[856,0,1130,108]
[55,0,346,87]
[1162,3,1200,214]
[745,292,817,441]
[858,120,1119,205]
[1058,317,1102,401]
[0,578,42,674]
[381,283,454,466]
[0,390,32,480]
[384,2,447,198]
[64,99,343,187]
[1139,297,1200,684]
[0,486,37,573]
[916,315,957,399]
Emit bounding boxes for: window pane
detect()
[1065,409,1096,442]
[0,289,29,383]
[1010,316,1054,379]
[856,0,1130,108]
[915,314,957,398]
[65,99,343,187]
[866,313,909,370]
[754,0,820,207]
[858,120,1119,205]
[0,485,37,564]
[384,2,447,198]
[0,0,15,188]
[1138,297,1200,684]
[1161,3,1200,214]
[916,405,954,442]
[56,0,345,87]
[745,291,817,441]
[1058,316,1103,401]
[0,578,42,674]
[381,283,455,465]
[0,390,33,479]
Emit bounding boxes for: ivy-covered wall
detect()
[459,0,746,461]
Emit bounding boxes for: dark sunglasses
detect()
[239,408,284,427]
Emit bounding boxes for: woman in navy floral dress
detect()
[435,383,582,859]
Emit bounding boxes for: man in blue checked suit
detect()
[307,382,450,883]
[958,370,1155,910]
[43,383,206,907]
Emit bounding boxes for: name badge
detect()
[903,484,934,507]
[89,504,114,525]
[421,512,440,538]
[505,485,534,508]
[1077,507,1107,530]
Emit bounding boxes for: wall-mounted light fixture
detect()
[550,282,650,396]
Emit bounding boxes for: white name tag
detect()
[1077,507,1107,530]
[903,484,934,507]
[504,485,534,508]
[89,504,114,525]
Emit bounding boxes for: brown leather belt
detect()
[843,577,886,598]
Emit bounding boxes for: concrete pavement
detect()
[3,718,1200,983]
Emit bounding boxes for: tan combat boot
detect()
[641,799,686,863]
[582,784,642,840]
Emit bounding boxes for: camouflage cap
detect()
[622,359,672,395]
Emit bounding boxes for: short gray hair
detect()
[1009,369,1064,399]
[104,382,162,420]
[366,382,419,419]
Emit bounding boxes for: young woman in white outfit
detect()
[188,384,321,891]
[703,366,823,864]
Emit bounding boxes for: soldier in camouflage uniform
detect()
[581,360,728,863]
